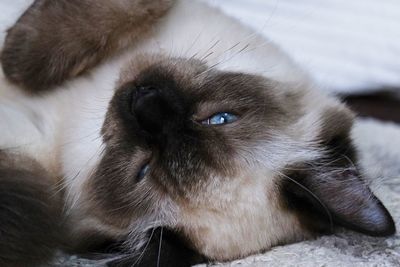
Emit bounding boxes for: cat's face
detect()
[85,55,395,261]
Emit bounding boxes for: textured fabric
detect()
[202,0,400,94]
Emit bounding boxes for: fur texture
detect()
[0,0,396,266]
[1,0,173,92]
[0,152,64,267]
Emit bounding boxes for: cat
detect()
[0,0,396,266]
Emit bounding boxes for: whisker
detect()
[184,30,204,57]
[199,39,221,61]
[341,154,357,170]
[108,187,153,213]
[157,227,164,267]
[200,51,214,62]
[133,227,156,266]
[276,170,334,231]
[60,144,106,213]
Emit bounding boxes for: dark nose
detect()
[132,86,169,135]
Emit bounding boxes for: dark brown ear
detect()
[282,167,396,237]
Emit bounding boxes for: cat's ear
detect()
[282,167,396,236]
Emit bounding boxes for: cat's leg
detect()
[1,0,174,93]
[107,228,205,267]
[0,151,64,267]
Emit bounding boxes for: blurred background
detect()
[202,0,400,123]
[203,0,400,93]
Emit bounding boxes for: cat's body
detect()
[0,1,395,266]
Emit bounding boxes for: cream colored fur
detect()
[0,0,348,261]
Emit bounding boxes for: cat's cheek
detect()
[174,172,311,261]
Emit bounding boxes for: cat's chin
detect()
[177,206,310,262]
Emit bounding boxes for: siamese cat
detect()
[0,0,396,266]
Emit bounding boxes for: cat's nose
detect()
[133,86,175,136]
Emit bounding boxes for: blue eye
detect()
[202,112,238,125]
[137,164,149,181]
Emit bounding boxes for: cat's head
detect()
[84,55,395,261]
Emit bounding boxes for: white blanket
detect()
[3,0,400,94]
[203,0,400,94]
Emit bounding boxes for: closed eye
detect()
[201,112,238,125]
[137,163,150,181]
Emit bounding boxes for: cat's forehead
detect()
[118,55,206,89]
[120,55,276,98]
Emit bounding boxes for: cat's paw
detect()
[1,0,85,93]
[0,0,174,93]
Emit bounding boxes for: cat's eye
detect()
[201,112,238,125]
[137,164,150,181]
